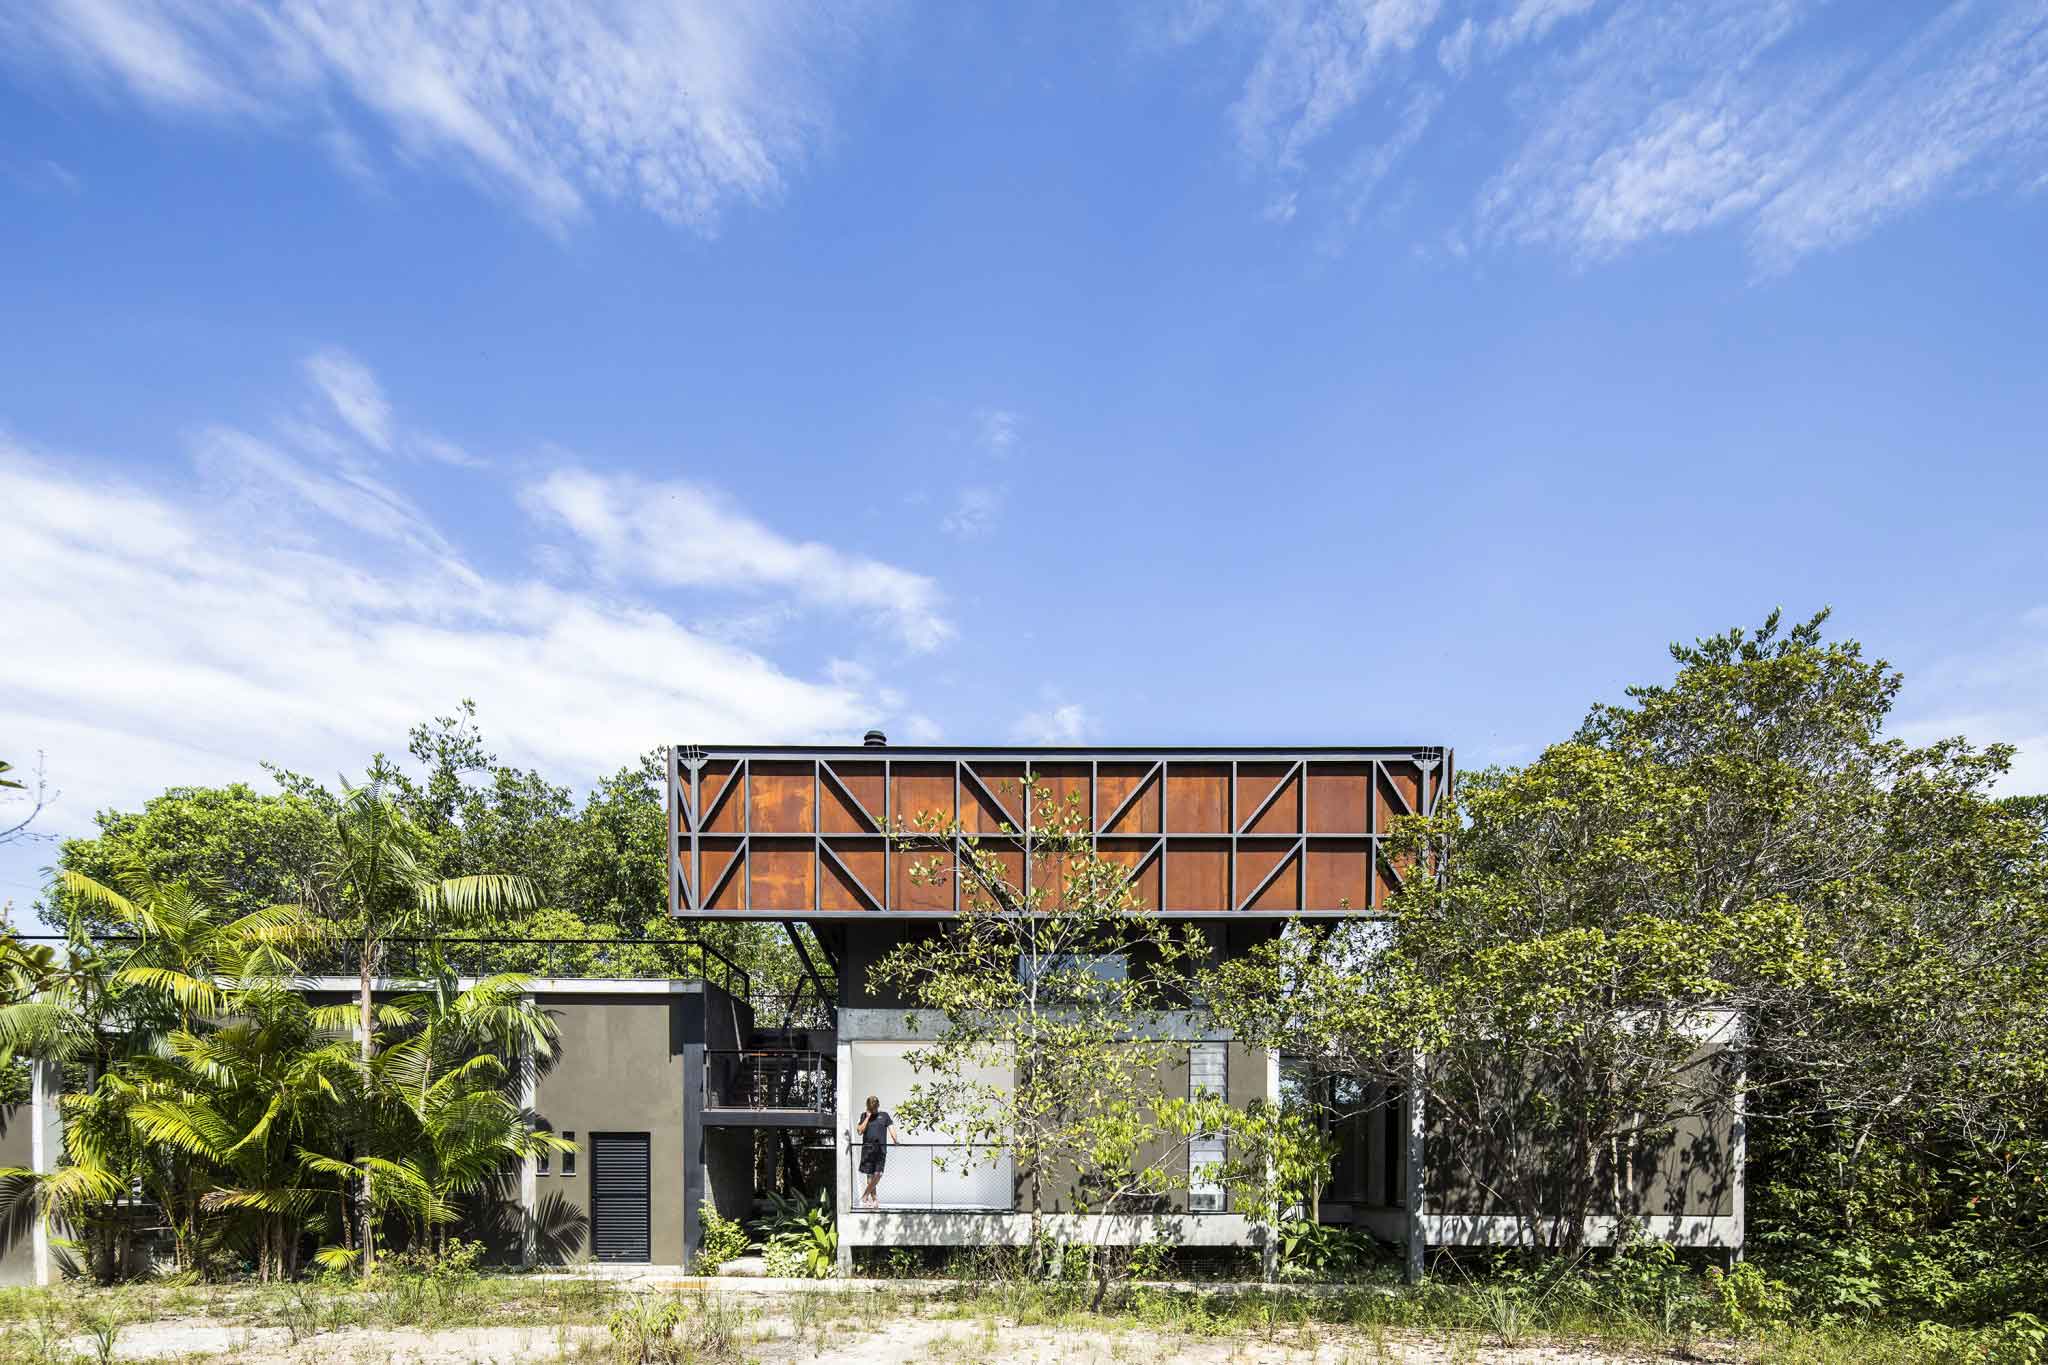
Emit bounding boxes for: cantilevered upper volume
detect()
[666,742,1452,919]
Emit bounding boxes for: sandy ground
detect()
[47,1292,1703,1365]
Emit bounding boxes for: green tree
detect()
[1209,610,2048,1286]
[307,778,536,1277]
[341,973,570,1258]
[874,778,1293,1305]
[50,783,330,933]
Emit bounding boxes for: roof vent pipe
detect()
[863,729,887,747]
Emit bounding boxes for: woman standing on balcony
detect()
[857,1095,899,1208]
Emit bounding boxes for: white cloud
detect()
[1481,0,2048,265]
[195,424,456,559]
[942,486,1005,540]
[1219,0,1442,170]
[0,438,896,870]
[305,347,393,452]
[1011,702,1091,746]
[1486,0,1601,52]
[302,347,486,468]
[1436,17,1476,76]
[976,408,1020,454]
[522,467,953,652]
[1894,610,2048,797]
[1166,0,2048,267]
[10,0,883,231]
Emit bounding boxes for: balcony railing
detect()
[849,1142,1014,1211]
[705,1050,834,1111]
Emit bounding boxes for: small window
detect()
[1189,1043,1227,1213]
[563,1131,578,1176]
[538,1145,550,1176]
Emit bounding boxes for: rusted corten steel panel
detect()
[666,745,1452,920]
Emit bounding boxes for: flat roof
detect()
[671,744,1448,757]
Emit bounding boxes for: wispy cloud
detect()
[305,348,393,452]
[1894,608,2048,798]
[1011,701,1091,746]
[931,406,1022,540]
[976,408,1021,454]
[9,0,885,231]
[1170,0,1441,170]
[0,417,919,858]
[1162,0,2048,267]
[303,348,484,467]
[522,467,953,652]
[942,486,1005,539]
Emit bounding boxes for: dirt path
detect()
[73,1308,1693,1364]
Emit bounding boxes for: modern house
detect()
[0,735,1742,1283]
[662,737,1742,1272]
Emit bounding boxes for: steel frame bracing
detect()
[666,744,1454,919]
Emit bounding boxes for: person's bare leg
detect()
[863,1172,879,1206]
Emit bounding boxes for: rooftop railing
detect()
[12,933,753,1002]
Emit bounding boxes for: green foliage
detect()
[605,1293,691,1363]
[49,783,330,933]
[1273,1217,1371,1282]
[694,1203,749,1273]
[760,1190,837,1278]
[1209,609,2048,1312]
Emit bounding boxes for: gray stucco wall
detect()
[0,1101,34,1286]
[532,995,690,1264]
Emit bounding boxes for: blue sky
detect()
[4,0,2048,902]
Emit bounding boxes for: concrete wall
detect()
[532,993,691,1265]
[1422,1040,1740,1222]
[0,1101,34,1286]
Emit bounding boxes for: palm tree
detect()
[371,974,568,1254]
[126,986,355,1279]
[58,858,323,1030]
[309,781,535,1275]
[1,870,328,1279]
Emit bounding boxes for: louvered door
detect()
[589,1132,652,1263]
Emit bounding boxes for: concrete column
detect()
[835,1035,853,1275]
[1729,1063,1747,1266]
[31,1059,62,1286]
[682,1041,704,1269]
[519,997,537,1268]
[1404,1055,1426,1283]
[1261,1049,1281,1282]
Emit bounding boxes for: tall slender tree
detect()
[309,778,535,1276]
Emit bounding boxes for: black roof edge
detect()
[668,744,1451,756]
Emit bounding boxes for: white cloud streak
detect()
[0,436,899,859]
[1011,702,1091,746]
[1166,0,2048,266]
[10,0,882,230]
[305,347,392,452]
[522,468,953,652]
[942,486,1004,539]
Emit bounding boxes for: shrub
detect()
[760,1190,837,1278]
[695,1204,749,1273]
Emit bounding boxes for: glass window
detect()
[1188,1043,1227,1212]
[563,1131,577,1176]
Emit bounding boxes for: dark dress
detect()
[858,1111,893,1175]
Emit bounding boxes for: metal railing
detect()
[750,990,836,1031]
[13,933,753,1001]
[849,1142,1014,1211]
[704,1049,834,1111]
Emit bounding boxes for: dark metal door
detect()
[589,1132,652,1262]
